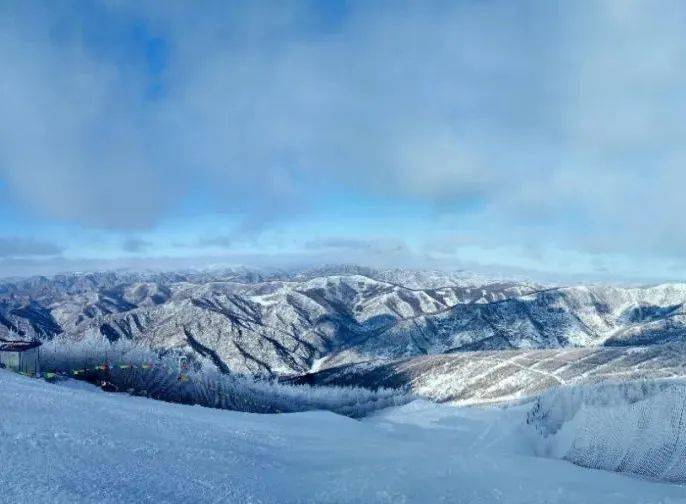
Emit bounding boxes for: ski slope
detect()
[1,370,684,503]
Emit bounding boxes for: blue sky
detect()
[1,0,686,282]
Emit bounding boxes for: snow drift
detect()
[528,379,686,483]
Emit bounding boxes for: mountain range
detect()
[2,265,686,390]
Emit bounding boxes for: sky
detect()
[1,0,686,283]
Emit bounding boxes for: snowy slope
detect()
[1,370,684,503]
[292,343,686,405]
[529,379,686,483]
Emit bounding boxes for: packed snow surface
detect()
[1,371,684,503]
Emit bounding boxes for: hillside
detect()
[292,342,686,405]
[3,267,686,379]
[1,370,684,503]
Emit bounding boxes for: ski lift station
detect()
[0,338,41,375]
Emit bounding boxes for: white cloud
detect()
[0,237,63,258]
[1,0,686,265]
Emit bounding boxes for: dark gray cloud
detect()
[0,237,63,258]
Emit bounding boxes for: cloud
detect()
[1,0,686,263]
[0,4,182,229]
[305,238,376,251]
[305,237,409,255]
[122,238,152,253]
[197,236,233,249]
[0,237,63,258]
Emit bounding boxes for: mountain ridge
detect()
[2,266,686,377]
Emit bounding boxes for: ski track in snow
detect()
[508,356,567,385]
[1,370,685,503]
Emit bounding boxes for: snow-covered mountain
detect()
[3,266,686,377]
[292,342,686,405]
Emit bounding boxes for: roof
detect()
[0,338,42,352]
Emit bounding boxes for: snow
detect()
[1,371,684,503]
[309,356,329,373]
[10,267,686,379]
[530,379,686,483]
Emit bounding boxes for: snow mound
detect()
[528,379,686,483]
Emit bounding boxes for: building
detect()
[0,338,41,375]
